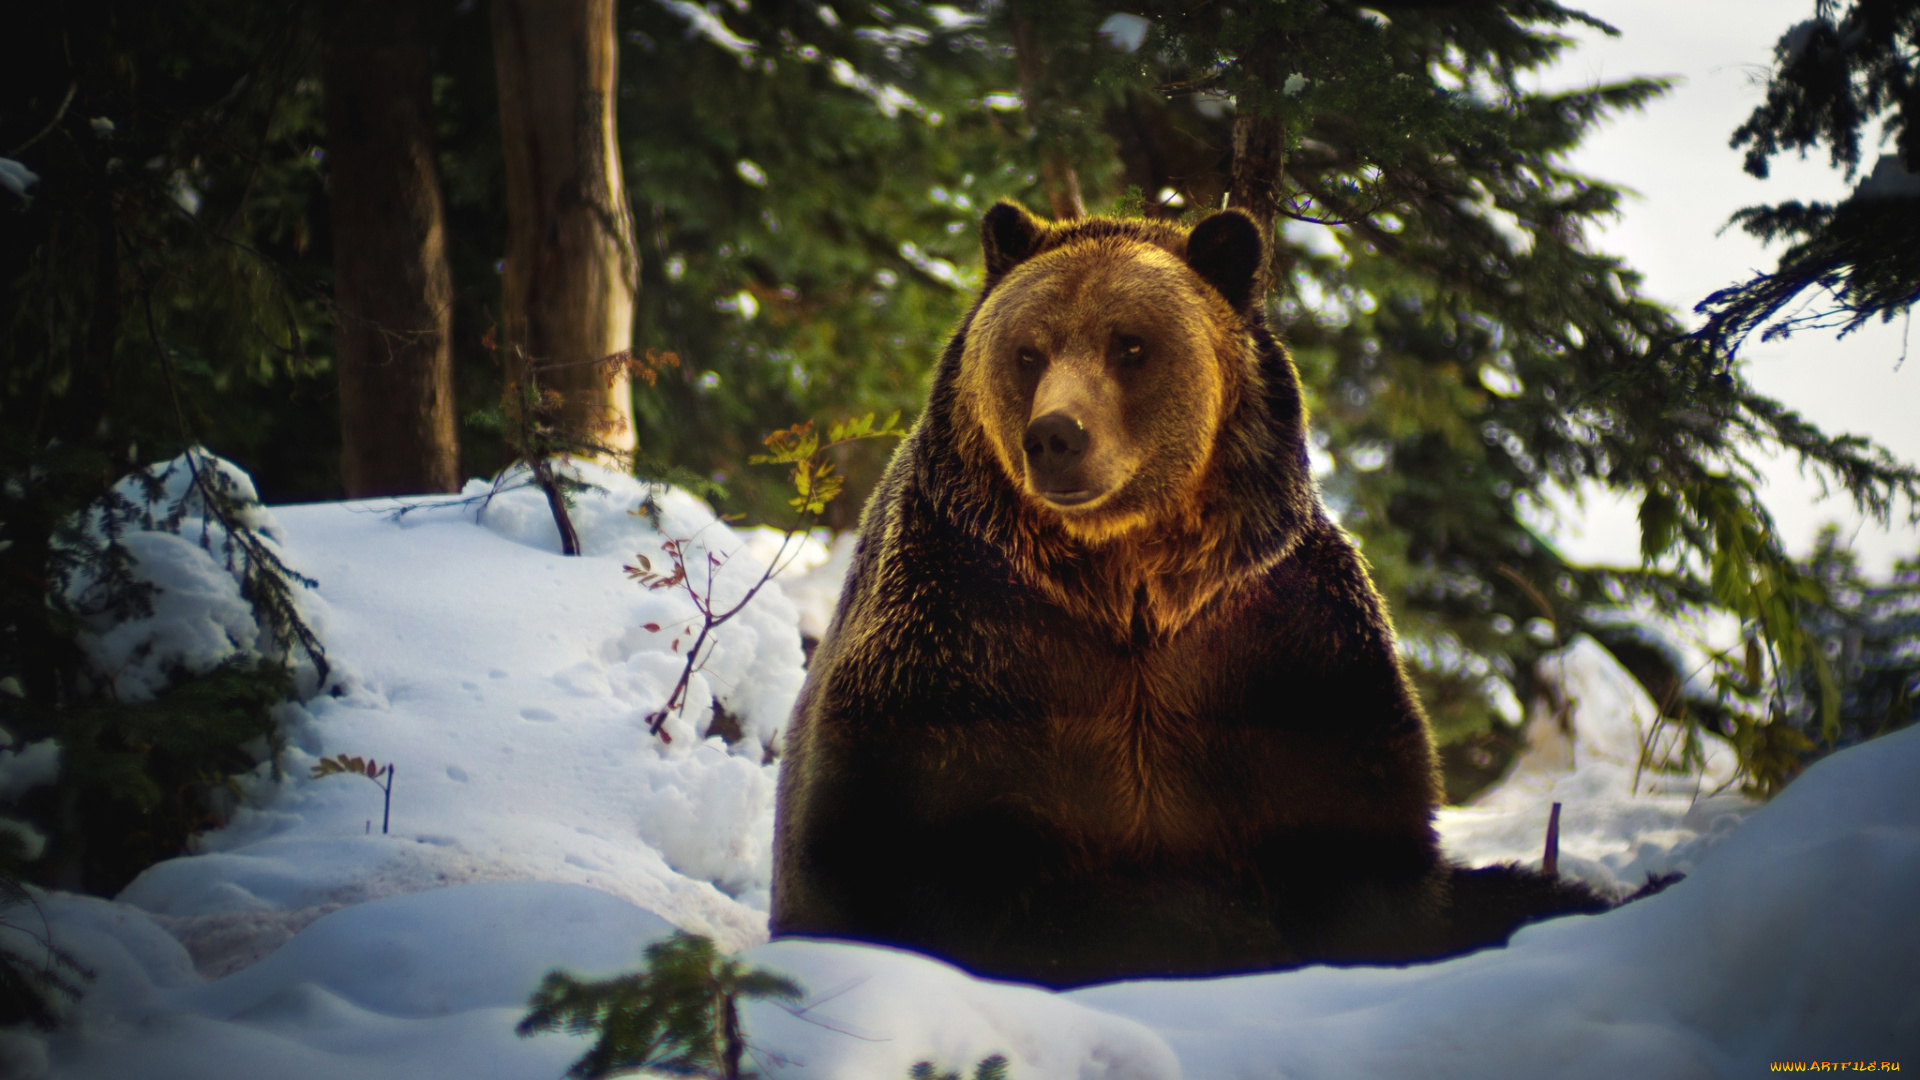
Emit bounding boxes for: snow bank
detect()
[468,463,807,752]
[14,720,1916,1079]
[1073,723,1920,1077]
[10,879,1178,1080]
[107,460,805,966]
[8,882,671,1080]
[738,940,1181,1079]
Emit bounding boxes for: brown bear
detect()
[769,202,1606,988]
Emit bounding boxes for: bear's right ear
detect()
[1185,209,1267,314]
[981,201,1048,285]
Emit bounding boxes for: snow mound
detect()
[61,448,328,702]
[9,882,673,1080]
[740,939,1181,1079]
[1075,723,1920,1076]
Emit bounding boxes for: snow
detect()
[63,449,329,702]
[740,527,859,643]
[81,458,804,955]
[11,883,673,1080]
[1098,14,1150,55]
[0,738,61,803]
[0,157,38,201]
[658,0,757,58]
[4,457,1918,1077]
[1075,723,1920,1076]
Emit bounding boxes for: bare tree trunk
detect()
[324,0,460,497]
[1230,112,1287,295]
[1009,9,1085,220]
[492,0,639,460]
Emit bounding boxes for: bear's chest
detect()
[1018,598,1302,858]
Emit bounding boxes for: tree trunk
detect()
[720,991,744,1080]
[323,0,461,497]
[1230,112,1287,296]
[1009,9,1085,220]
[492,0,639,460]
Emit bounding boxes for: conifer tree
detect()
[1698,0,1920,356]
[324,0,462,497]
[1786,526,1920,748]
[494,0,643,462]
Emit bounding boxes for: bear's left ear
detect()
[982,201,1048,285]
[1185,209,1267,314]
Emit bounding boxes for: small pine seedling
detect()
[909,1053,1010,1080]
[517,931,803,1079]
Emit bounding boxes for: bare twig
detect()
[9,81,77,156]
[633,415,904,743]
[1541,801,1561,876]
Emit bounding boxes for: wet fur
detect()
[770,206,1607,987]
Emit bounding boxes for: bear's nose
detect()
[1023,412,1089,488]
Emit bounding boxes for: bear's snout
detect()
[1024,412,1092,500]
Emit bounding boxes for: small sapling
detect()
[630,413,906,743]
[311,753,395,835]
[517,931,803,1080]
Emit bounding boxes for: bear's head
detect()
[956,202,1269,546]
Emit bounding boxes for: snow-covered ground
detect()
[2,458,1915,1079]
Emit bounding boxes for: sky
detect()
[1532,0,1919,576]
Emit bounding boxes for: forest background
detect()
[2,0,1917,939]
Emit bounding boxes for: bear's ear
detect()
[981,201,1048,284]
[1185,209,1267,314]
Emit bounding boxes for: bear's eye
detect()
[1016,347,1042,368]
[1117,336,1147,365]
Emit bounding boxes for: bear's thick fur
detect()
[770,203,1605,988]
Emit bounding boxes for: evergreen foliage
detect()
[1786,525,1920,747]
[463,325,690,556]
[28,659,291,894]
[1699,0,1920,354]
[909,1053,1011,1080]
[517,931,803,1080]
[0,828,88,1030]
[1,0,332,955]
[612,0,1023,524]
